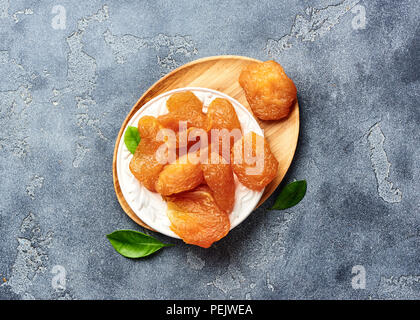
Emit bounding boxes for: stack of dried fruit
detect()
[128,60,296,248]
[128,91,278,248]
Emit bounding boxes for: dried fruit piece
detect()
[239,60,297,120]
[158,91,207,130]
[207,98,241,132]
[129,138,165,192]
[137,116,163,139]
[201,151,235,213]
[158,111,207,131]
[176,127,208,150]
[207,98,242,160]
[155,152,204,196]
[231,132,279,191]
[166,91,203,113]
[156,113,186,131]
[166,185,230,248]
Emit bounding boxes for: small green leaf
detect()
[124,126,141,154]
[106,230,173,258]
[271,180,307,210]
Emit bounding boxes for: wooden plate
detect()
[113,55,300,230]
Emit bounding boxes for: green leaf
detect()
[124,126,141,154]
[271,180,307,210]
[106,230,173,258]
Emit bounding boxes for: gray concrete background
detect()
[0,0,418,300]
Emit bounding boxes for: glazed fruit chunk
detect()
[206,98,241,132]
[176,127,208,156]
[137,115,163,139]
[158,91,207,130]
[166,185,230,248]
[239,60,297,120]
[207,98,242,159]
[137,115,178,152]
[201,151,235,213]
[129,138,165,192]
[166,91,203,113]
[155,152,204,196]
[231,132,279,191]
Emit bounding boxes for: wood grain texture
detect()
[113,55,300,230]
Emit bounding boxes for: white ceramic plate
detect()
[116,87,264,239]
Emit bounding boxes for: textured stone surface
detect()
[0,0,419,300]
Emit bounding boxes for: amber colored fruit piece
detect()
[155,153,204,196]
[201,152,235,213]
[166,91,203,113]
[156,113,183,131]
[174,127,209,160]
[207,98,242,160]
[166,185,230,248]
[137,116,163,139]
[129,138,165,192]
[239,60,297,120]
[231,132,279,191]
[158,112,207,131]
[159,91,207,130]
[207,98,241,131]
[176,127,207,149]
